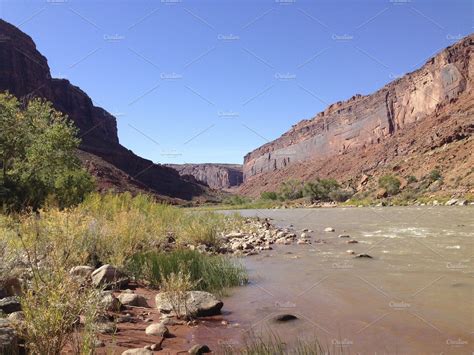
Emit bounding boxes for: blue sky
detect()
[1,0,471,164]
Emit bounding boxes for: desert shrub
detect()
[278,179,303,200]
[127,249,247,295]
[428,169,442,182]
[0,92,94,211]
[328,188,354,202]
[160,269,197,319]
[223,195,252,206]
[378,175,401,196]
[407,175,418,184]
[260,191,278,200]
[303,178,340,202]
[1,193,244,271]
[17,270,101,354]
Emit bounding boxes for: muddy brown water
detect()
[192,206,473,354]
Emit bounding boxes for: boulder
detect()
[122,349,153,355]
[96,321,117,334]
[145,323,169,337]
[69,265,94,280]
[376,188,387,198]
[457,199,467,206]
[100,291,121,312]
[0,319,18,354]
[155,291,223,317]
[188,344,211,354]
[91,264,129,289]
[0,297,21,314]
[118,293,148,307]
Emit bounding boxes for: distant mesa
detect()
[166,164,243,190]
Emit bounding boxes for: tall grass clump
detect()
[1,192,244,270]
[127,249,247,295]
[15,270,102,355]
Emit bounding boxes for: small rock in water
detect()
[188,344,211,354]
[356,253,373,259]
[347,240,358,244]
[346,250,355,255]
[338,234,350,238]
[273,314,298,322]
[324,227,335,232]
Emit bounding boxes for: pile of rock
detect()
[215,218,316,255]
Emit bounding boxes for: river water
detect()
[212,206,473,354]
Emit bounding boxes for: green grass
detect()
[126,249,248,296]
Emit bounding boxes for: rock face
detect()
[166,164,243,189]
[241,35,473,195]
[0,19,205,201]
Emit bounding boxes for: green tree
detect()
[0,92,94,211]
[303,178,340,202]
[278,179,303,200]
[378,175,401,196]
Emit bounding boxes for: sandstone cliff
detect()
[241,34,473,196]
[0,19,206,201]
[166,164,243,189]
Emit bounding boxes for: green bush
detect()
[0,92,94,211]
[278,179,303,200]
[328,188,353,202]
[260,191,278,200]
[407,175,418,184]
[126,249,247,296]
[378,175,401,196]
[428,169,442,182]
[303,178,340,202]
[223,195,251,205]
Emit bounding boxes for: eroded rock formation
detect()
[166,164,243,189]
[0,19,205,200]
[241,34,473,194]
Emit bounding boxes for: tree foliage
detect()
[378,174,401,196]
[0,92,94,211]
[303,178,341,202]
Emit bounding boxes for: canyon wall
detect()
[243,34,473,182]
[0,19,205,200]
[166,164,243,189]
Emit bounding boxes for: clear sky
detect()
[0,0,471,164]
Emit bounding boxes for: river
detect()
[201,206,474,354]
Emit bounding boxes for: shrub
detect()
[17,270,101,354]
[328,188,353,202]
[0,92,94,211]
[303,178,340,202]
[223,195,251,206]
[407,175,418,184]
[260,191,278,200]
[378,175,401,196]
[428,169,442,182]
[278,179,303,200]
[160,269,197,319]
[127,249,247,296]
